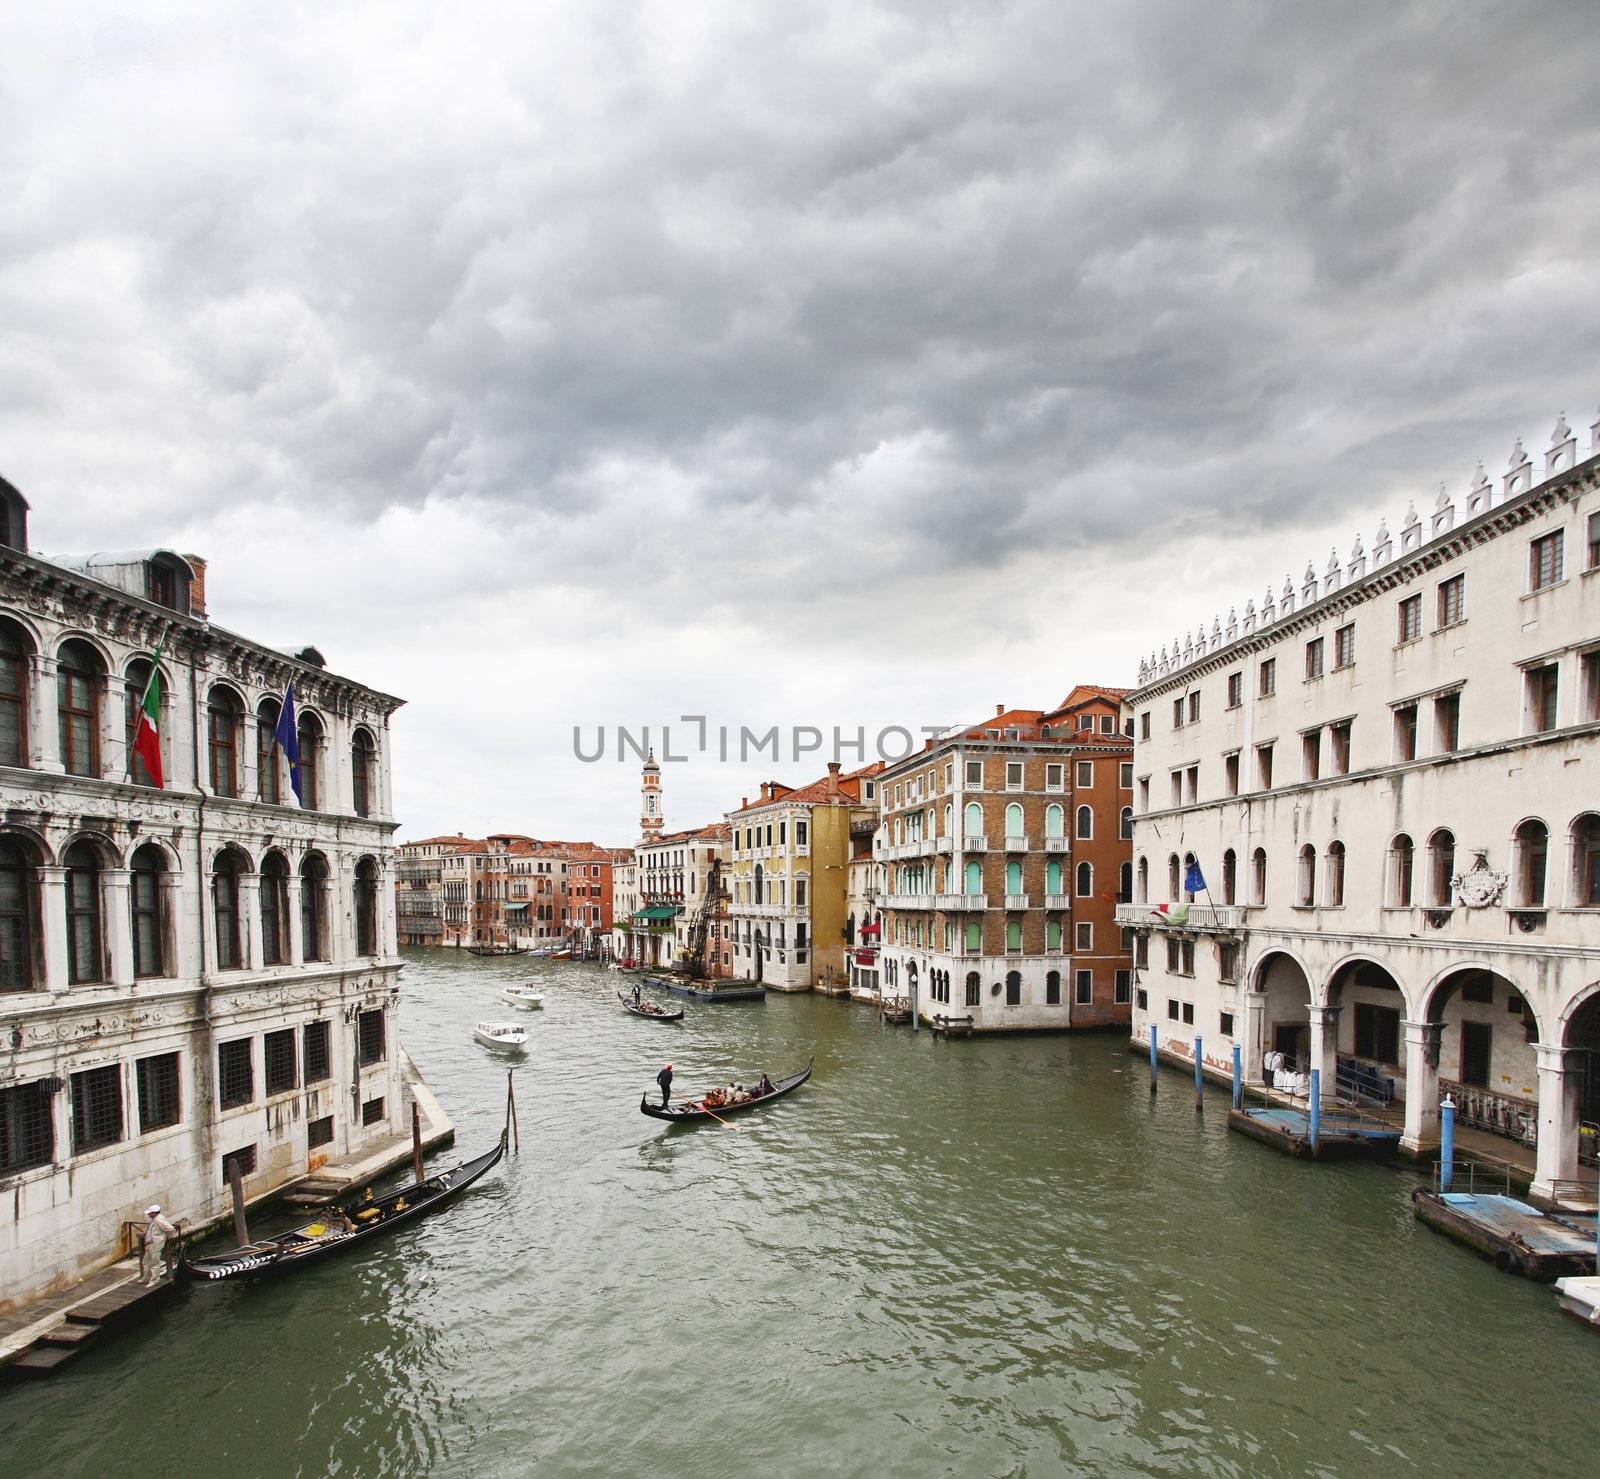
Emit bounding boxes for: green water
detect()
[2,949,1595,1477]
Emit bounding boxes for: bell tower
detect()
[640,749,664,841]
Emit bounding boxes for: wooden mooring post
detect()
[227,1155,250,1247]
[506,1069,520,1153]
[411,1101,425,1183]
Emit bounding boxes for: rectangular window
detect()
[1167,998,1179,1020]
[1045,763,1064,791]
[1527,663,1560,733]
[1398,594,1421,644]
[1114,969,1130,1004]
[1220,1010,1235,1037]
[1330,721,1351,776]
[964,922,981,954]
[71,1064,124,1154]
[1170,770,1182,807]
[217,1039,253,1110]
[1353,1003,1401,1066]
[1136,987,1148,1011]
[1224,753,1239,797]
[135,1052,180,1134]
[1140,711,1151,741]
[1256,743,1274,789]
[1181,1001,1195,1025]
[1075,761,1093,788]
[1218,943,1238,983]
[796,879,808,908]
[358,1009,385,1067]
[1334,623,1355,669]
[1227,672,1242,709]
[222,1144,257,1181]
[1187,691,1200,723]
[1530,530,1564,591]
[1589,511,1600,571]
[1005,761,1024,790]
[1180,940,1195,976]
[965,760,982,787]
[1185,765,1198,804]
[264,1028,297,1096]
[1119,762,1133,788]
[1075,921,1093,951]
[1075,970,1093,1004]
[1435,691,1461,753]
[1437,574,1465,628]
[1077,714,1094,731]
[362,1096,386,1126]
[1165,938,1180,972]
[1138,777,1150,811]
[1583,651,1600,724]
[0,1080,55,1174]
[1302,729,1321,781]
[1305,637,1324,681]
[1395,703,1418,761]
[1259,658,1276,697]
[308,1115,334,1150]
[1172,697,1184,729]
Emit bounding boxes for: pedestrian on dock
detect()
[140,1204,179,1285]
[657,1063,673,1108]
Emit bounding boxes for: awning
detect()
[505,903,529,915]
[633,905,679,922]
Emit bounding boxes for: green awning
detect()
[505,903,529,915]
[632,905,679,922]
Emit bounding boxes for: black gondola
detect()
[180,1132,507,1283]
[639,1058,812,1122]
[467,944,528,957]
[617,989,685,1022]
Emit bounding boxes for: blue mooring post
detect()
[1149,1024,1158,1095]
[1231,1042,1242,1110]
[1308,1068,1321,1154]
[1194,1036,1204,1113]
[1440,1094,1455,1193]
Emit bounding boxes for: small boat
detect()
[181,1133,507,1284]
[474,1021,528,1052]
[640,1058,813,1122]
[617,989,684,1022]
[502,985,544,1010]
[547,949,573,961]
[467,944,528,957]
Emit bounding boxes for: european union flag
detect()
[1184,859,1207,895]
[274,681,303,805]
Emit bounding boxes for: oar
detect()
[695,1102,742,1130]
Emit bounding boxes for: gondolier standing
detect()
[633,983,642,1006]
[140,1204,179,1285]
[656,1063,673,1108]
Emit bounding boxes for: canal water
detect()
[3,950,1596,1477]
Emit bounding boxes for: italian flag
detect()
[133,641,164,788]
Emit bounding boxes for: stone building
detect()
[1121,411,1600,1203]
[877,690,1135,1031]
[0,481,410,1308]
[395,835,462,946]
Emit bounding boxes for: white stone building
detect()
[0,482,410,1309]
[1122,412,1600,1203]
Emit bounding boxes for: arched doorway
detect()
[1424,967,1538,1148]
[1565,992,1600,1183]
[1326,959,1408,1109]
[1255,951,1313,1079]
[753,928,765,982]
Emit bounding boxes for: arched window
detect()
[1044,803,1064,838]
[964,859,982,894]
[1045,859,1062,895]
[754,863,764,904]
[964,801,983,837]
[57,639,102,778]
[1221,848,1237,906]
[1136,856,1149,903]
[213,850,243,969]
[1514,819,1548,907]
[1427,829,1455,907]
[1046,969,1061,1004]
[1297,845,1317,907]
[257,698,281,805]
[355,857,378,957]
[352,728,376,817]
[943,801,952,835]
[1077,860,1093,897]
[1075,805,1093,840]
[1251,848,1267,906]
[1005,970,1022,1005]
[124,658,165,788]
[1327,840,1346,907]
[260,852,290,965]
[301,852,328,962]
[1119,806,1133,841]
[1005,859,1023,895]
[208,687,241,797]
[1182,852,1198,902]
[1004,802,1023,840]
[297,711,322,810]
[965,971,980,1007]
[1573,815,1600,907]
[0,836,39,990]
[64,840,104,984]
[1119,860,1132,901]
[1389,834,1414,907]
[1168,853,1180,900]
[0,621,30,768]
[1005,920,1022,953]
[130,844,167,978]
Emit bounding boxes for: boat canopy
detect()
[633,905,678,922]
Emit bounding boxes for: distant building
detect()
[395,835,464,946]
[0,480,411,1310]
[1122,412,1600,1202]
[876,690,1135,1031]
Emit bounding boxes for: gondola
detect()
[180,1132,507,1284]
[617,989,685,1022]
[640,1058,812,1122]
[467,944,528,957]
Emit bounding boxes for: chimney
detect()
[185,554,208,618]
[995,702,1004,716]
[827,761,841,798]
[741,797,748,809]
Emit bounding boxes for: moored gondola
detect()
[640,1058,812,1122]
[180,1132,507,1284]
[617,989,685,1022]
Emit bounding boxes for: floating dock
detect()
[0,1260,181,1380]
[930,1014,976,1038]
[1411,1189,1598,1280]
[654,978,766,1002]
[1227,1106,1402,1158]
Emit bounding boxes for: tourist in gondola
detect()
[757,1073,774,1098]
[657,1063,673,1107]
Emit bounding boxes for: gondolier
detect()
[140,1204,179,1285]
[632,983,641,1006]
[657,1063,673,1108]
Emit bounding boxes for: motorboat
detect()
[502,985,544,1010]
[473,1021,528,1053]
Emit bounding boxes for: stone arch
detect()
[1554,978,1600,1048]
[207,839,257,873]
[58,827,122,869]
[0,823,55,866]
[53,627,116,672]
[1252,947,1315,1070]
[1323,952,1416,1018]
[1417,960,1542,1040]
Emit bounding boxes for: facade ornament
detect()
[1225,607,1238,642]
[1182,632,1193,664]
[1324,546,1341,593]
[1242,598,1256,636]
[1400,501,1422,554]
[1591,405,1600,456]
[1301,562,1318,605]
[1504,437,1533,501]
[1451,853,1508,908]
[1209,617,1222,651]
[1373,519,1392,565]
[1466,461,1492,517]
[1546,413,1577,477]
[1280,575,1295,616]
[1431,482,1455,537]
[1347,533,1366,581]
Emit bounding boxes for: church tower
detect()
[640,749,664,841]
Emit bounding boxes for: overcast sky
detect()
[4,2,1598,844]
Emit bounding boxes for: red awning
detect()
[859,921,882,937]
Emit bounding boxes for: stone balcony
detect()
[1003,835,1031,852]
[962,835,988,851]
[1114,902,1245,932]
[881,894,933,910]
[1003,893,1031,910]
[935,893,986,910]
[1043,836,1070,853]
[1043,893,1071,910]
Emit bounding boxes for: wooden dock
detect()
[1227,1106,1402,1159]
[0,1260,180,1380]
[1411,1189,1598,1280]
[930,1014,976,1038]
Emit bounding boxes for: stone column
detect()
[239,870,262,973]
[241,709,260,802]
[161,869,189,979]
[104,868,135,987]
[29,655,63,772]
[286,861,305,967]
[333,857,354,966]
[39,865,69,990]
[1531,1042,1580,1203]
[1242,988,1267,1085]
[99,669,125,781]
[1306,1005,1341,1099]
[1400,1020,1443,1154]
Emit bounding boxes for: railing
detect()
[1430,1160,1513,1196]
[933,835,956,852]
[1043,894,1071,910]
[1114,902,1245,930]
[1044,836,1070,853]
[962,835,988,851]
[1003,835,1031,852]
[1003,893,1030,910]
[880,894,933,910]
[935,893,987,910]
[1336,1054,1396,1107]
[1442,1079,1538,1147]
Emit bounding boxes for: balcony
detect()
[933,834,955,853]
[1003,893,1031,910]
[881,894,933,910]
[935,893,986,910]
[903,838,935,858]
[1003,835,1030,852]
[1114,902,1245,931]
[736,902,786,919]
[1043,894,1071,910]
[962,835,988,851]
[1043,836,1070,853]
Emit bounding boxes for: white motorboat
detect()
[502,985,544,1010]
[1554,1275,1600,1328]
[473,1021,528,1053]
